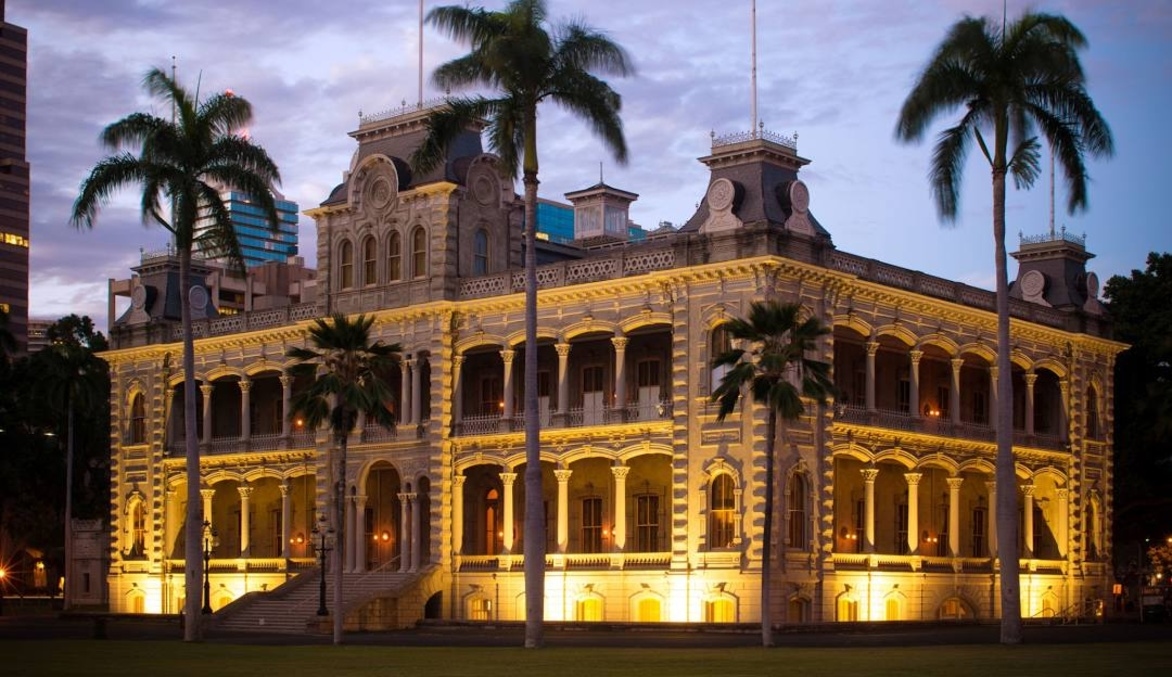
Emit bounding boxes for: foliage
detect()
[0,316,109,592]
[1104,253,1172,551]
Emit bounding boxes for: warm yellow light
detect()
[0,567,6,579]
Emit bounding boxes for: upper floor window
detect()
[129,392,146,444]
[338,240,354,289]
[787,473,808,550]
[710,324,732,393]
[387,232,403,282]
[634,492,660,552]
[709,474,736,549]
[411,227,427,278]
[1086,385,1100,439]
[473,228,489,276]
[580,496,603,553]
[362,236,377,286]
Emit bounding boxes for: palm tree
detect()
[411,0,633,649]
[711,300,833,647]
[286,312,400,645]
[71,67,281,640]
[894,12,1113,644]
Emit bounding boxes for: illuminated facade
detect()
[101,103,1121,630]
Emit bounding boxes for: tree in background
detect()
[0,316,109,599]
[71,67,280,639]
[411,0,633,648]
[1104,253,1172,580]
[711,300,834,647]
[895,11,1113,643]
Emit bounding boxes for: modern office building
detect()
[195,189,299,269]
[0,3,29,354]
[100,102,1121,632]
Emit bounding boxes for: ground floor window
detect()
[705,597,736,623]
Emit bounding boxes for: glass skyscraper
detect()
[197,190,299,268]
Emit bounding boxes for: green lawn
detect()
[4,642,1170,677]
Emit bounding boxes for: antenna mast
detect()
[418,0,425,107]
[1049,149,1055,238]
[751,0,758,135]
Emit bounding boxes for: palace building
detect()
[100,101,1121,631]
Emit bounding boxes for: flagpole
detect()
[751,0,758,135]
[418,0,424,107]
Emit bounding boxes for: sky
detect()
[14,0,1172,332]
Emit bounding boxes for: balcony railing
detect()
[453,400,672,437]
[457,551,671,572]
[835,404,1066,449]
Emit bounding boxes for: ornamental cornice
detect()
[162,449,315,473]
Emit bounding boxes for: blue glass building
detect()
[197,191,299,267]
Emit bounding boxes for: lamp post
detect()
[201,520,218,614]
[312,513,333,616]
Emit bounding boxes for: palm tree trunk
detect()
[180,248,203,641]
[522,108,545,650]
[992,160,1023,643]
[761,409,776,647]
[334,431,347,645]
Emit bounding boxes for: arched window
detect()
[836,595,858,622]
[129,392,146,444]
[473,228,489,276]
[387,232,402,282]
[787,473,808,550]
[1085,385,1100,440]
[411,227,427,278]
[362,236,377,285]
[130,501,146,557]
[709,474,736,548]
[338,239,354,289]
[704,597,736,623]
[710,324,732,393]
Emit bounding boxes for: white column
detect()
[279,481,291,558]
[1025,372,1037,435]
[947,477,963,557]
[500,472,517,553]
[611,465,629,552]
[163,487,175,558]
[201,487,215,525]
[239,378,252,443]
[398,491,411,572]
[556,343,571,421]
[905,473,922,555]
[400,358,413,427]
[555,469,573,553]
[353,494,368,572]
[501,349,516,426]
[200,383,214,443]
[1056,488,1070,559]
[279,375,292,440]
[1059,379,1070,441]
[1023,484,1036,559]
[452,355,465,426]
[862,468,878,553]
[865,341,878,412]
[950,358,963,424]
[411,356,423,426]
[909,350,922,419]
[986,480,997,559]
[452,474,466,555]
[612,336,628,419]
[409,492,421,572]
[989,366,999,430]
[238,484,253,557]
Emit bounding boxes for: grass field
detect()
[4,641,1170,677]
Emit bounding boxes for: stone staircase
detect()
[213,568,421,634]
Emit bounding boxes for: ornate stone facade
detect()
[101,107,1121,628]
